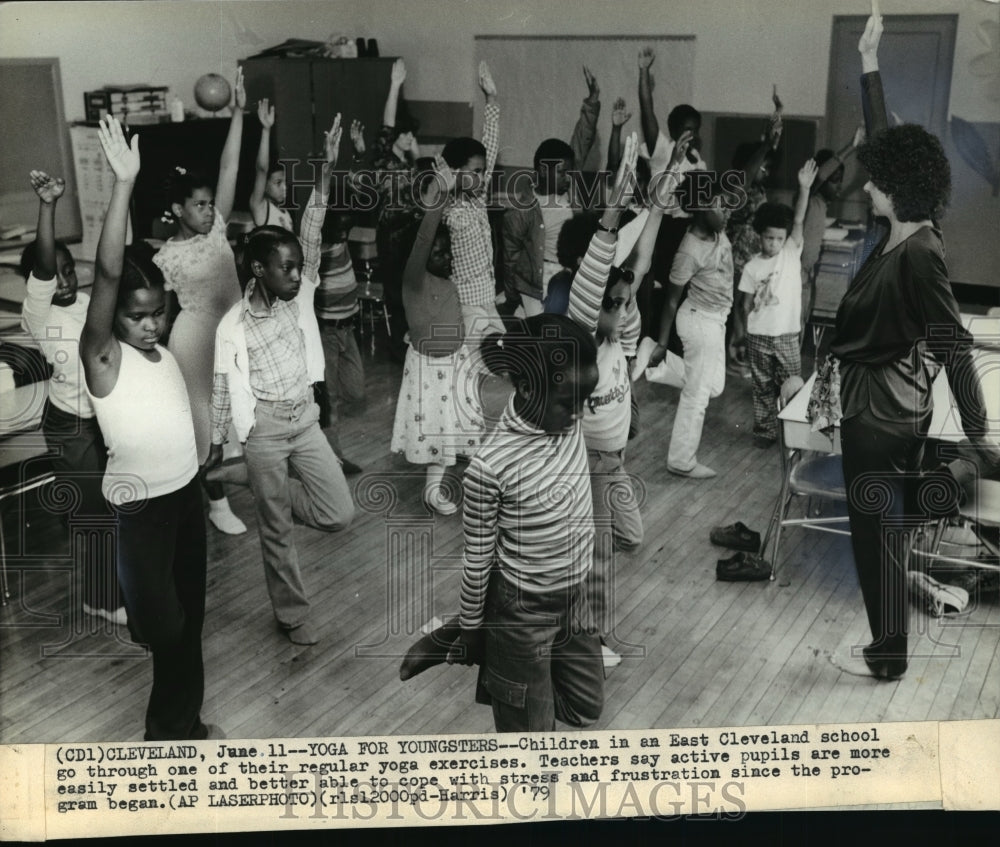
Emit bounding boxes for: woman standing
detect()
[831,2,999,680]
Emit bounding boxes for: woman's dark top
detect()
[831,225,987,437]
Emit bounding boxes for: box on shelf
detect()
[84,86,169,124]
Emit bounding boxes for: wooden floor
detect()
[1,324,997,743]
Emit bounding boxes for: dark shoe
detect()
[399,616,463,680]
[710,521,761,553]
[752,434,777,449]
[862,644,907,681]
[340,458,363,476]
[716,551,771,582]
[283,622,320,645]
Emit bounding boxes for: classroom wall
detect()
[1,0,996,124]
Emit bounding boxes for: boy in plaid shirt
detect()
[442,61,505,338]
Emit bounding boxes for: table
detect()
[780,314,1000,455]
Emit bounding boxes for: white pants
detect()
[667,304,727,471]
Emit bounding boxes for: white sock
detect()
[208,497,247,535]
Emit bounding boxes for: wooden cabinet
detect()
[239,56,396,211]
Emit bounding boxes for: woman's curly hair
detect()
[857,125,951,222]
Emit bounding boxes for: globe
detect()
[193,73,231,112]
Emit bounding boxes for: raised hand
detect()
[97,115,140,182]
[257,98,275,129]
[583,66,599,102]
[233,66,246,110]
[767,112,783,149]
[611,97,632,127]
[609,131,639,208]
[391,58,406,87]
[29,170,66,204]
[668,129,694,170]
[858,0,883,71]
[431,155,457,199]
[349,119,366,155]
[323,113,343,165]
[638,46,655,70]
[852,125,866,147]
[798,158,819,189]
[478,60,497,98]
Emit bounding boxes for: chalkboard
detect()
[0,59,81,243]
[474,35,696,172]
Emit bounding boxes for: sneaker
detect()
[601,644,622,669]
[209,503,247,535]
[667,463,717,479]
[83,603,128,626]
[709,521,761,553]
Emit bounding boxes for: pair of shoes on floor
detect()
[862,644,907,681]
[83,603,128,626]
[716,551,770,582]
[668,462,716,479]
[423,486,458,516]
[710,521,761,553]
[601,644,622,670]
[340,457,363,476]
[209,501,247,535]
[282,621,320,646]
[752,434,777,449]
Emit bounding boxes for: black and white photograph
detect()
[0,0,998,833]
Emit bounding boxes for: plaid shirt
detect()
[445,102,499,308]
[210,188,326,443]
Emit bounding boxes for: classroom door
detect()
[825,14,957,223]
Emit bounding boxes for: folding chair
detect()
[759,376,851,580]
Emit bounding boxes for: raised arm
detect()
[790,159,818,247]
[637,47,659,155]
[570,66,601,166]
[606,97,632,173]
[300,114,341,282]
[858,0,889,136]
[742,112,783,188]
[80,117,140,397]
[249,97,275,226]
[814,126,864,193]
[28,171,63,280]
[568,133,638,334]
[214,67,246,221]
[384,59,406,128]
[629,131,691,279]
[478,61,499,178]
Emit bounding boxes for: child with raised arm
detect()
[20,171,124,625]
[249,97,293,231]
[80,116,215,741]
[205,117,354,647]
[568,132,690,664]
[442,61,505,338]
[391,165,484,514]
[732,160,817,448]
[649,171,735,480]
[502,67,601,317]
[152,68,247,536]
[447,313,602,732]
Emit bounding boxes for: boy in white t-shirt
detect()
[733,160,817,447]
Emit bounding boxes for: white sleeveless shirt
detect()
[89,343,199,505]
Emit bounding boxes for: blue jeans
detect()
[476,570,604,732]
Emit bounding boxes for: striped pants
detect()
[747,332,801,439]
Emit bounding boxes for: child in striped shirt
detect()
[448,314,602,732]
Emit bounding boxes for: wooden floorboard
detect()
[1,326,997,742]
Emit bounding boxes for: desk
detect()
[780,316,1000,454]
